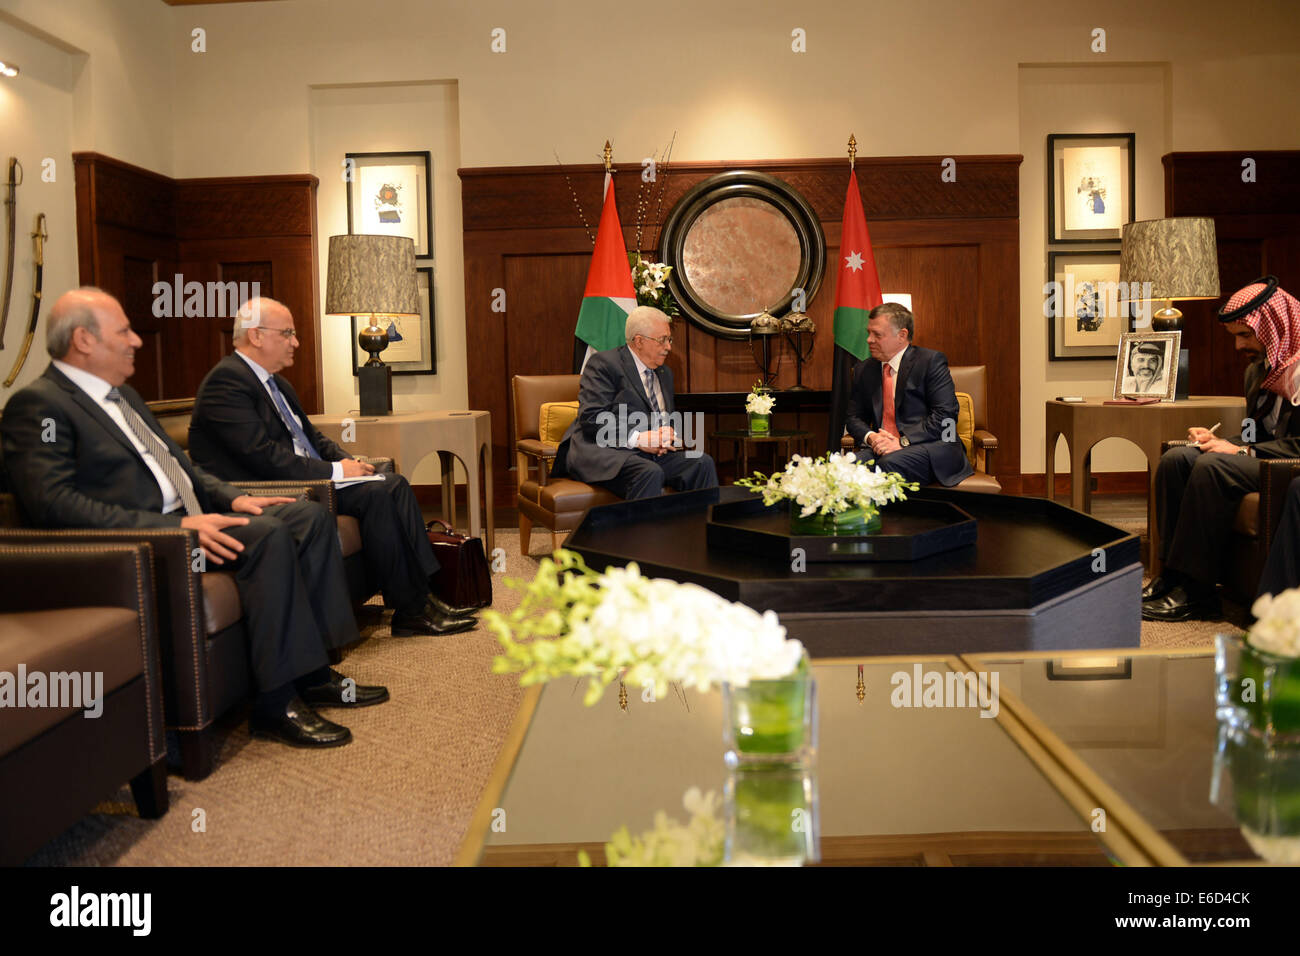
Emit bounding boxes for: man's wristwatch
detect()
[899,435,910,447]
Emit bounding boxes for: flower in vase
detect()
[737,451,919,520]
[1248,587,1300,657]
[745,391,775,416]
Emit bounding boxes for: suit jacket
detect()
[553,346,675,483]
[844,345,974,487]
[0,364,241,528]
[1239,360,1300,457]
[189,353,348,482]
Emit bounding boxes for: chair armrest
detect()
[1259,458,1300,552]
[516,441,558,488]
[516,439,557,459]
[1161,439,1193,453]
[840,434,855,451]
[356,456,396,475]
[0,526,211,731]
[236,479,336,515]
[972,429,997,473]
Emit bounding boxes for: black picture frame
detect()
[345,150,434,258]
[658,170,826,341]
[350,266,436,376]
[1047,250,1133,362]
[1047,133,1135,244]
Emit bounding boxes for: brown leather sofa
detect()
[0,397,376,781]
[0,542,168,864]
[840,364,1002,493]
[513,374,620,556]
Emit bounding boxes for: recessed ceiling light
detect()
[0,62,18,78]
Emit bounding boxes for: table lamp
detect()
[1119,217,1219,401]
[325,234,420,416]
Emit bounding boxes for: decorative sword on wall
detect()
[3,213,46,388]
[0,158,21,349]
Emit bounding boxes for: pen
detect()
[1192,422,1222,447]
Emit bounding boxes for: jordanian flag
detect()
[827,168,884,449]
[573,174,637,371]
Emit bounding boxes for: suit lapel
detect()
[229,353,294,444]
[46,366,145,463]
[868,362,883,426]
[620,347,653,412]
[893,347,918,420]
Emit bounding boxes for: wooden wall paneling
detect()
[461,155,1023,487]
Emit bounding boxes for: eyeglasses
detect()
[256,327,298,340]
[640,334,673,347]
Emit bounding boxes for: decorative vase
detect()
[789,504,881,536]
[1215,634,1300,741]
[748,412,771,436]
[1212,721,1300,862]
[722,659,817,767]
[724,765,820,866]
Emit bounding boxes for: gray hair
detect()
[231,297,285,343]
[624,305,670,344]
[869,302,914,341]
[46,287,107,358]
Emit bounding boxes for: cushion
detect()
[539,402,579,445]
[955,392,975,465]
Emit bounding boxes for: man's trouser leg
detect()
[1163,452,1261,586]
[1259,477,1300,599]
[1155,444,1201,566]
[861,445,935,485]
[338,474,438,612]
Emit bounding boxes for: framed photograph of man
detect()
[345,151,433,258]
[1047,133,1135,243]
[1048,250,1133,361]
[1113,331,1180,400]
[351,266,436,376]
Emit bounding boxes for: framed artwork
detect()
[345,151,433,257]
[351,266,436,376]
[1113,331,1180,400]
[1047,250,1133,361]
[1047,133,1135,243]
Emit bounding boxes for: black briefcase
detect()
[425,519,492,609]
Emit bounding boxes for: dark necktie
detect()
[644,369,662,418]
[106,388,202,516]
[266,377,322,460]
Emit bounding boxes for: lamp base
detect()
[359,364,392,416]
[1151,304,1184,333]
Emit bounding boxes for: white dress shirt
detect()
[53,359,182,512]
[236,351,343,480]
[627,350,667,449]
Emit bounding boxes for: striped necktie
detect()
[644,369,662,417]
[106,388,203,516]
[266,377,322,460]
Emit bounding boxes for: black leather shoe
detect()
[299,668,389,708]
[429,594,482,618]
[1141,586,1221,622]
[1141,575,1177,602]
[391,604,476,637]
[249,696,352,748]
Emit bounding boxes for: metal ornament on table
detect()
[749,308,781,388]
[780,311,815,391]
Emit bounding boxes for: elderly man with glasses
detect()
[552,306,717,500]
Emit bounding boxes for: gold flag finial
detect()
[856,664,865,704]
[848,134,857,170]
[603,140,613,172]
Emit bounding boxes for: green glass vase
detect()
[748,412,771,436]
[722,660,817,766]
[1216,634,1300,740]
[724,765,819,866]
[789,505,881,536]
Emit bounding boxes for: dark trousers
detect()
[1155,445,1261,586]
[219,500,360,693]
[1259,476,1300,598]
[855,445,936,485]
[600,450,719,501]
[337,473,438,612]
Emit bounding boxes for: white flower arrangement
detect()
[488,550,805,706]
[745,389,775,416]
[579,787,724,867]
[737,451,919,520]
[1248,587,1300,657]
[629,254,680,316]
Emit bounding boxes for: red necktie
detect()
[882,365,896,436]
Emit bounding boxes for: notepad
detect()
[333,474,387,488]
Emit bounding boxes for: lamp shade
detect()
[1118,217,1220,302]
[324,234,420,316]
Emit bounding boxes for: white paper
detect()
[333,474,387,489]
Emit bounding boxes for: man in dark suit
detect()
[1259,475,1300,600]
[1144,277,1300,621]
[187,297,475,637]
[553,306,717,499]
[1,288,388,748]
[845,302,973,486]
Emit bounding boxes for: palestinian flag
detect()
[827,168,883,450]
[573,173,637,371]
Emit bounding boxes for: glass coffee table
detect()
[457,657,1133,866]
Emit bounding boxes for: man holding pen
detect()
[1143,277,1300,621]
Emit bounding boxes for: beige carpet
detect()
[25,518,1232,865]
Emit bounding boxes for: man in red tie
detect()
[844,303,973,486]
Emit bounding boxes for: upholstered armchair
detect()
[0,542,168,863]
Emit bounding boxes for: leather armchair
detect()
[0,542,168,863]
[512,374,620,555]
[840,364,1001,493]
[1160,440,1300,604]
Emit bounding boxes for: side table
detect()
[310,409,495,554]
[1044,396,1246,573]
[711,428,812,479]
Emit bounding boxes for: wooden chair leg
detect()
[550,531,558,552]
[519,513,532,556]
[179,728,216,781]
[129,758,169,819]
